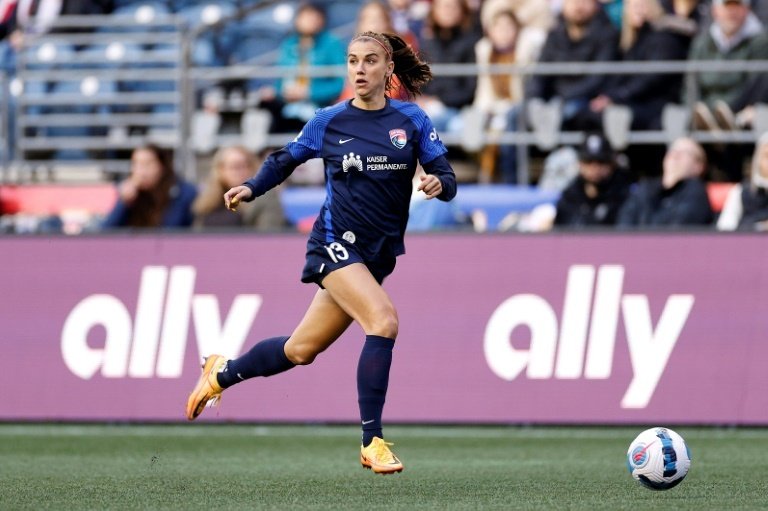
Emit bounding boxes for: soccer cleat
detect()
[360,437,403,474]
[185,355,227,420]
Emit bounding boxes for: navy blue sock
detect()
[216,336,294,389]
[357,335,395,447]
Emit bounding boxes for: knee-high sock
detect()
[357,335,395,447]
[217,336,294,389]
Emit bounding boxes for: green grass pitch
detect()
[1,424,766,510]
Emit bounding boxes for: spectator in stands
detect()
[600,0,624,27]
[473,7,546,183]
[555,132,632,227]
[658,0,707,53]
[588,0,689,131]
[102,144,197,229]
[387,0,426,45]
[416,0,480,134]
[617,137,714,227]
[383,0,422,49]
[480,0,554,32]
[688,0,768,127]
[356,0,418,49]
[717,132,768,230]
[526,0,620,131]
[686,0,768,181]
[255,2,346,134]
[193,146,288,230]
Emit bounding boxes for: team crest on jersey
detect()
[389,129,407,149]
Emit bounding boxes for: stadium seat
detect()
[113,0,172,20]
[175,1,236,66]
[227,3,293,63]
[110,1,173,32]
[21,40,76,70]
[78,41,144,69]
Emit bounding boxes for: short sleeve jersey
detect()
[286,98,448,259]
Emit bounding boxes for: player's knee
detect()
[367,306,399,339]
[284,344,319,365]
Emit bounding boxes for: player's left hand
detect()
[418,174,442,199]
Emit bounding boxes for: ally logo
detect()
[61,266,261,379]
[483,265,694,409]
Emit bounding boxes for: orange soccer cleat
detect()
[185,355,227,420]
[360,437,404,474]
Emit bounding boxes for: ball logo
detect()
[389,128,407,149]
[631,444,651,468]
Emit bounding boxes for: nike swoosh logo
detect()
[362,419,375,425]
[339,138,355,144]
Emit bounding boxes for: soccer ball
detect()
[626,427,691,490]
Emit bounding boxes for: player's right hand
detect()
[224,185,253,211]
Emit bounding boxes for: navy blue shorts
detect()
[301,236,397,287]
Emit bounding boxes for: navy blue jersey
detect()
[244,98,457,260]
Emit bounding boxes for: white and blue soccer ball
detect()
[626,427,691,490]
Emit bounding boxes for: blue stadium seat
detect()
[46,77,118,159]
[175,1,237,66]
[229,30,285,65]
[21,40,77,70]
[111,1,173,32]
[78,41,144,69]
[225,3,292,64]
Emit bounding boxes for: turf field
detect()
[1,424,766,510]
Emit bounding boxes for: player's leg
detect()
[320,263,403,474]
[283,288,354,365]
[185,289,353,420]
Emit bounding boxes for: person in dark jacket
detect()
[589,0,690,130]
[416,0,480,133]
[555,132,632,227]
[102,144,197,229]
[525,0,619,131]
[617,137,714,227]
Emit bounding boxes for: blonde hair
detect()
[620,0,666,51]
[193,145,257,216]
[750,132,768,190]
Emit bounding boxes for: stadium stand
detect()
[3,0,768,235]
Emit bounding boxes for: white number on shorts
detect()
[324,242,349,263]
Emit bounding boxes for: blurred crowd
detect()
[2,0,768,233]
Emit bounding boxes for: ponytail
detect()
[352,31,433,98]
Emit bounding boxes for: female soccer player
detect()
[186,31,457,474]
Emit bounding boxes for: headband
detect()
[351,35,392,59]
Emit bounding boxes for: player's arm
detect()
[243,149,303,200]
[420,155,457,202]
[224,149,302,210]
[227,116,324,210]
